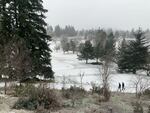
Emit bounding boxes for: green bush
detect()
[91,83,111,102]
[14,98,38,110]
[133,102,143,113]
[148,105,150,113]
[14,87,62,111]
[91,85,104,95]
[14,84,35,97]
[35,106,51,113]
[62,86,86,99]
[62,86,86,107]
[143,89,150,96]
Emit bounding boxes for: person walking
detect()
[118,83,121,92]
[122,82,125,91]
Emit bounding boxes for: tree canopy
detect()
[0,0,53,80]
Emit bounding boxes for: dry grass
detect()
[1,92,150,113]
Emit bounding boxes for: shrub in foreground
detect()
[14,84,35,97]
[133,102,143,113]
[62,86,86,99]
[62,86,86,107]
[14,87,62,111]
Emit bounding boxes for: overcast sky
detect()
[43,0,150,30]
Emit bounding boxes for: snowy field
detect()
[51,42,150,93]
[0,41,150,94]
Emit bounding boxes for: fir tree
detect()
[0,0,53,80]
[117,38,128,73]
[78,40,94,64]
[101,32,116,62]
[129,29,149,73]
[61,38,70,53]
[70,40,76,54]
[117,29,149,74]
[93,29,107,63]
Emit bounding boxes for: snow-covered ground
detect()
[0,41,149,94]
[51,41,150,93]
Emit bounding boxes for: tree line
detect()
[47,25,150,41]
[77,29,115,64]
[47,25,77,37]
[69,28,150,75]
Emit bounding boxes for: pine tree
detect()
[54,25,62,37]
[117,29,149,74]
[129,29,149,73]
[78,40,94,64]
[101,32,116,62]
[61,38,70,53]
[0,0,53,80]
[93,42,102,63]
[70,40,76,54]
[93,29,107,63]
[0,0,14,79]
[117,38,128,73]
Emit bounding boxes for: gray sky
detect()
[43,0,150,30]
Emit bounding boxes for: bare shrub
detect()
[99,61,111,102]
[131,75,150,99]
[91,82,101,94]
[91,82,111,101]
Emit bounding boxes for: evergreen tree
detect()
[117,38,128,73]
[101,32,116,62]
[61,38,70,53]
[78,40,94,64]
[47,25,53,36]
[129,29,149,73]
[93,42,101,63]
[93,29,107,63]
[64,25,77,36]
[54,25,62,37]
[117,29,149,74]
[70,40,76,54]
[0,0,53,80]
[0,0,14,79]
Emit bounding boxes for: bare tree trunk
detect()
[4,80,7,94]
[80,73,84,89]
[86,59,88,64]
[100,60,111,101]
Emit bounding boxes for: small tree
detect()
[93,29,107,63]
[131,75,150,99]
[61,38,70,53]
[70,40,77,54]
[78,40,94,64]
